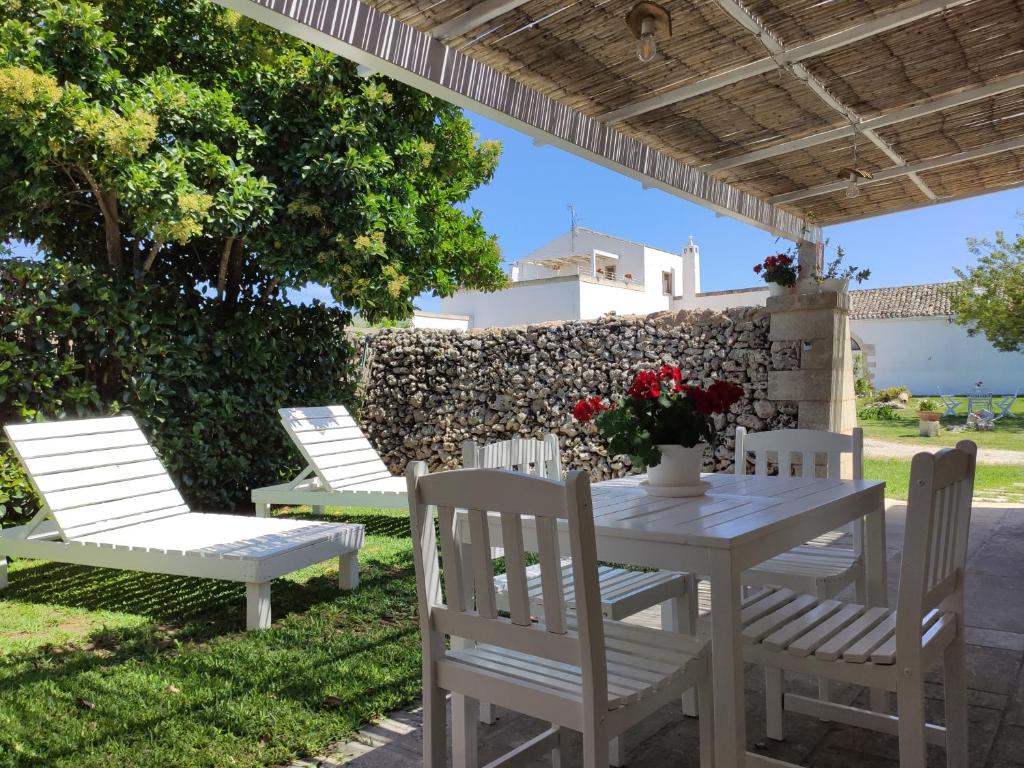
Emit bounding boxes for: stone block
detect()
[768,309,846,341]
[768,370,837,401]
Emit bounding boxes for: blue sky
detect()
[11,109,1022,311]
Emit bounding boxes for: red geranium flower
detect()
[753,263,762,274]
[627,370,661,400]
[657,364,682,383]
[572,395,611,422]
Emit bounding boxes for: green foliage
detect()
[0,0,505,319]
[1,257,355,524]
[853,353,873,398]
[948,218,1024,352]
[875,385,910,402]
[815,244,870,284]
[917,399,938,412]
[858,404,900,421]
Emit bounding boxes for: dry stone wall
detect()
[360,307,799,480]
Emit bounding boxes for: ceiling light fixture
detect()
[837,128,872,199]
[625,2,671,64]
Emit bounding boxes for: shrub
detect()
[875,385,910,402]
[0,258,355,525]
[853,353,873,398]
[858,404,900,421]
[917,399,939,412]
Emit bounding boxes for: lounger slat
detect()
[13,430,150,459]
[33,459,168,493]
[4,416,138,441]
[62,507,192,538]
[46,474,178,511]
[285,415,361,433]
[300,434,374,454]
[55,490,188,532]
[310,449,384,471]
[24,445,159,477]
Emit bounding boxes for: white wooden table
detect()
[464,471,887,768]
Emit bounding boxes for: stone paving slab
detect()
[297,503,1024,767]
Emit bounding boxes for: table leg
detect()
[709,548,745,768]
[864,491,889,712]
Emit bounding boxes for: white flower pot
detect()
[647,443,706,487]
[820,277,850,293]
[767,282,790,297]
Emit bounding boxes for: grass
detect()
[864,458,1024,502]
[856,395,1024,452]
[0,506,422,768]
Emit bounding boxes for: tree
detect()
[948,217,1024,353]
[0,0,505,319]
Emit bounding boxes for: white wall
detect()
[412,312,470,330]
[853,316,1024,395]
[579,279,672,318]
[676,287,768,312]
[441,278,582,328]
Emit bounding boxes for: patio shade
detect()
[218,0,1024,235]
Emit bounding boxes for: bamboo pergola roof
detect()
[220,0,1024,235]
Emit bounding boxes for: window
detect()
[604,265,616,280]
[662,270,673,295]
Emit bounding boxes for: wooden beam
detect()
[599,0,973,125]
[710,0,936,201]
[212,0,818,242]
[703,73,1024,172]
[770,135,1024,204]
[430,0,532,42]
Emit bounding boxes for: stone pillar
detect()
[766,291,856,434]
[796,238,822,279]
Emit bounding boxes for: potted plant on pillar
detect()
[814,246,870,292]
[754,252,798,296]
[573,366,744,497]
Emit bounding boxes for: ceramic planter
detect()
[819,277,850,293]
[647,443,706,487]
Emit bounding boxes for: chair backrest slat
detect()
[896,441,977,648]
[279,405,392,491]
[406,465,599,671]
[4,416,190,539]
[735,427,864,481]
[462,434,562,479]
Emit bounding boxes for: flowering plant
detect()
[753,252,798,287]
[813,245,870,284]
[573,366,744,468]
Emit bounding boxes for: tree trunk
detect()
[102,191,123,272]
[224,238,245,309]
[216,236,235,299]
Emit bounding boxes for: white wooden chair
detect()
[735,427,867,602]
[251,405,407,516]
[743,441,977,768]
[405,463,714,768]
[938,391,962,418]
[0,416,364,630]
[464,435,699,745]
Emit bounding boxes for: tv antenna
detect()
[567,204,579,251]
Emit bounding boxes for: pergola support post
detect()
[796,239,822,279]
[767,291,856,436]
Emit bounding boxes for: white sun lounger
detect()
[251,406,407,517]
[0,416,364,630]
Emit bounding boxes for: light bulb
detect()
[845,172,860,199]
[637,32,657,62]
[637,17,658,62]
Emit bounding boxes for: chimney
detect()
[681,236,701,297]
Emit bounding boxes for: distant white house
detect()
[434,227,695,328]
[418,227,1024,395]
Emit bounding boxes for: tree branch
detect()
[258,278,280,304]
[216,236,235,299]
[142,239,163,273]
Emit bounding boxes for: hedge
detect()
[0,257,355,525]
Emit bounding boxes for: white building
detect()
[423,228,1024,395]
[436,227,696,328]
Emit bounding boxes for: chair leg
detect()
[0,558,7,591]
[943,631,969,768]
[662,590,698,717]
[765,666,784,741]
[313,505,325,516]
[246,582,272,630]
[815,581,835,708]
[609,734,625,767]
[582,725,610,768]
[552,725,571,768]
[423,684,447,767]
[255,502,270,518]
[698,677,715,768]
[338,551,359,590]
[452,694,479,768]
[896,670,928,768]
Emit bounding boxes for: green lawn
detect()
[0,507,421,768]
[857,396,1024,452]
[864,459,1024,502]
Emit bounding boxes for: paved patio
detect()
[296,501,1024,768]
